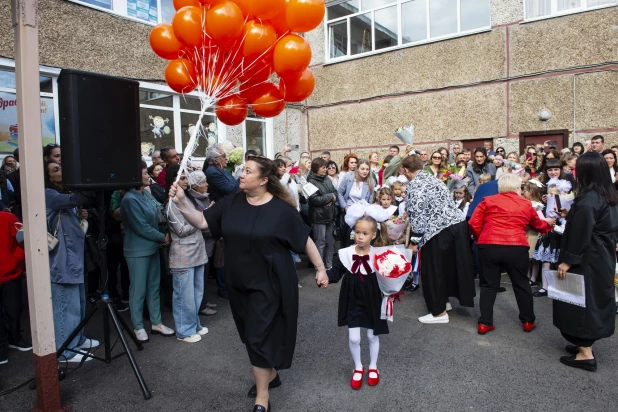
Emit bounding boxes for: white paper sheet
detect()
[542,270,586,307]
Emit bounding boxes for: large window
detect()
[69,0,176,25]
[524,0,616,20]
[326,0,491,62]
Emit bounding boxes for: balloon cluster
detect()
[149,0,324,126]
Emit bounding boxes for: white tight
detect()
[348,328,380,371]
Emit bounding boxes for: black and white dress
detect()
[327,246,389,335]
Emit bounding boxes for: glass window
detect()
[0,70,15,89]
[139,107,175,155]
[0,92,56,153]
[78,0,112,9]
[350,13,372,55]
[525,0,616,20]
[430,0,458,38]
[557,0,582,11]
[139,91,174,108]
[180,112,218,158]
[327,0,360,20]
[127,0,158,24]
[374,5,398,50]
[179,96,202,111]
[587,0,615,5]
[460,0,491,31]
[245,120,266,156]
[161,0,175,23]
[402,0,428,44]
[329,21,349,58]
[362,0,395,10]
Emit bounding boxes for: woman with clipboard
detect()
[554,152,618,372]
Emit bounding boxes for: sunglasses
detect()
[497,149,505,153]
[327,166,336,169]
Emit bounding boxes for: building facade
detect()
[0,0,616,166]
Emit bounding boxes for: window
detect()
[0,69,56,153]
[69,0,177,25]
[524,0,616,20]
[244,111,267,156]
[326,0,491,62]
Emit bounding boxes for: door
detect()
[519,130,569,154]
[461,139,489,152]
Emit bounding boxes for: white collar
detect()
[385,205,398,216]
[338,246,376,275]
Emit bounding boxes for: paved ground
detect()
[1,263,617,412]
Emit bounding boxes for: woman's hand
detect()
[556,208,568,218]
[316,269,329,288]
[78,209,88,220]
[163,232,171,247]
[543,217,556,226]
[408,244,418,253]
[557,262,571,279]
[169,182,186,204]
[542,194,548,204]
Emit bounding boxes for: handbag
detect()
[47,213,61,251]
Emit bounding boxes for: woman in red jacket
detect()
[469,174,555,335]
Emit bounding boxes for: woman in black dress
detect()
[169,157,329,412]
[554,152,618,372]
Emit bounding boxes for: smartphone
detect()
[286,144,300,151]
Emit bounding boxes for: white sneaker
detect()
[197,327,209,336]
[66,352,93,363]
[446,302,452,312]
[151,324,174,336]
[0,358,7,365]
[177,334,202,343]
[199,307,218,316]
[418,313,449,324]
[134,328,149,343]
[77,338,100,350]
[206,303,217,309]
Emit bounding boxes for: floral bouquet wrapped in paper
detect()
[385,217,407,242]
[373,247,413,322]
[225,146,244,174]
[394,124,414,145]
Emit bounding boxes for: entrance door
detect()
[461,139,489,152]
[519,130,569,154]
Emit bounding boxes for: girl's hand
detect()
[169,182,185,204]
[543,218,556,226]
[316,269,329,288]
[408,244,418,253]
[557,262,571,279]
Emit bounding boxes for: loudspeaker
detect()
[58,69,142,190]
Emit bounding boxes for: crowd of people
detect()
[1,135,617,411]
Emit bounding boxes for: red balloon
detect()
[286,0,325,33]
[250,83,286,118]
[165,58,198,93]
[206,1,244,45]
[239,57,273,84]
[229,0,249,17]
[268,6,290,35]
[239,79,269,102]
[173,0,200,10]
[279,68,315,102]
[242,20,277,58]
[216,94,248,126]
[249,0,286,20]
[150,23,184,60]
[172,6,205,48]
[273,34,312,77]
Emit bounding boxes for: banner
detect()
[0,92,56,153]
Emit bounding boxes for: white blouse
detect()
[347,181,363,207]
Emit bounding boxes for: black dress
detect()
[204,192,310,370]
[326,246,389,335]
[554,190,618,342]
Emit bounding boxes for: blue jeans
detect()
[172,265,205,339]
[51,282,86,360]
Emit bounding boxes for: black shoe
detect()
[565,345,579,355]
[252,402,270,412]
[115,300,129,312]
[248,373,281,398]
[559,355,597,372]
[8,338,32,352]
[218,292,229,300]
[533,289,547,297]
[409,283,420,292]
[497,287,507,293]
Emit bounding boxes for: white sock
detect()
[367,329,379,376]
[348,328,362,379]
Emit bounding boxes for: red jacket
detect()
[468,192,552,247]
[0,212,25,284]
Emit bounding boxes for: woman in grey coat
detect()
[337,159,374,247]
[465,147,496,193]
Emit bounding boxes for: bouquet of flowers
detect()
[373,247,413,322]
[394,124,414,145]
[226,146,245,174]
[546,178,574,233]
[385,217,408,242]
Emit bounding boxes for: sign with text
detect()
[0,92,56,153]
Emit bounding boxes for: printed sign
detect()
[0,92,56,153]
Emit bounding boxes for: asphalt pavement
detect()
[1,264,616,412]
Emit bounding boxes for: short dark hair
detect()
[383,155,394,165]
[147,163,160,176]
[160,146,173,162]
[321,151,331,156]
[591,135,604,143]
[611,145,618,150]
[401,154,424,173]
[311,157,327,174]
[245,149,258,160]
[326,160,339,174]
[462,148,471,153]
[141,160,148,170]
[43,143,60,159]
[389,145,400,153]
[13,148,18,162]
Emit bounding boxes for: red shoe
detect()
[367,369,380,386]
[523,322,537,332]
[477,324,495,335]
[350,369,364,390]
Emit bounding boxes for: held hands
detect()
[557,262,571,279]
[316,269,329,288]
[163,232,171,247]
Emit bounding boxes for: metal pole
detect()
[11,0,63,410]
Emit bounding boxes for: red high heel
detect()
[523,322,536,332]
[477,324,495,335]
[350,369,364,390]
[367,369,380,386]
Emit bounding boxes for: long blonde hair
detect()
[355,159,374,193]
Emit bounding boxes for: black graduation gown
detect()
[204,193,310,370]
[327,247,389,336]
[554,191,618,340]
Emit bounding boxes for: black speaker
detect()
[58,69,142,190]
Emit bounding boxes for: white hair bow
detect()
[344,201,391,228]
[528,179,544,189]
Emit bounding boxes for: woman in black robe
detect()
[169,157,329,412]
[555,152,618,372]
